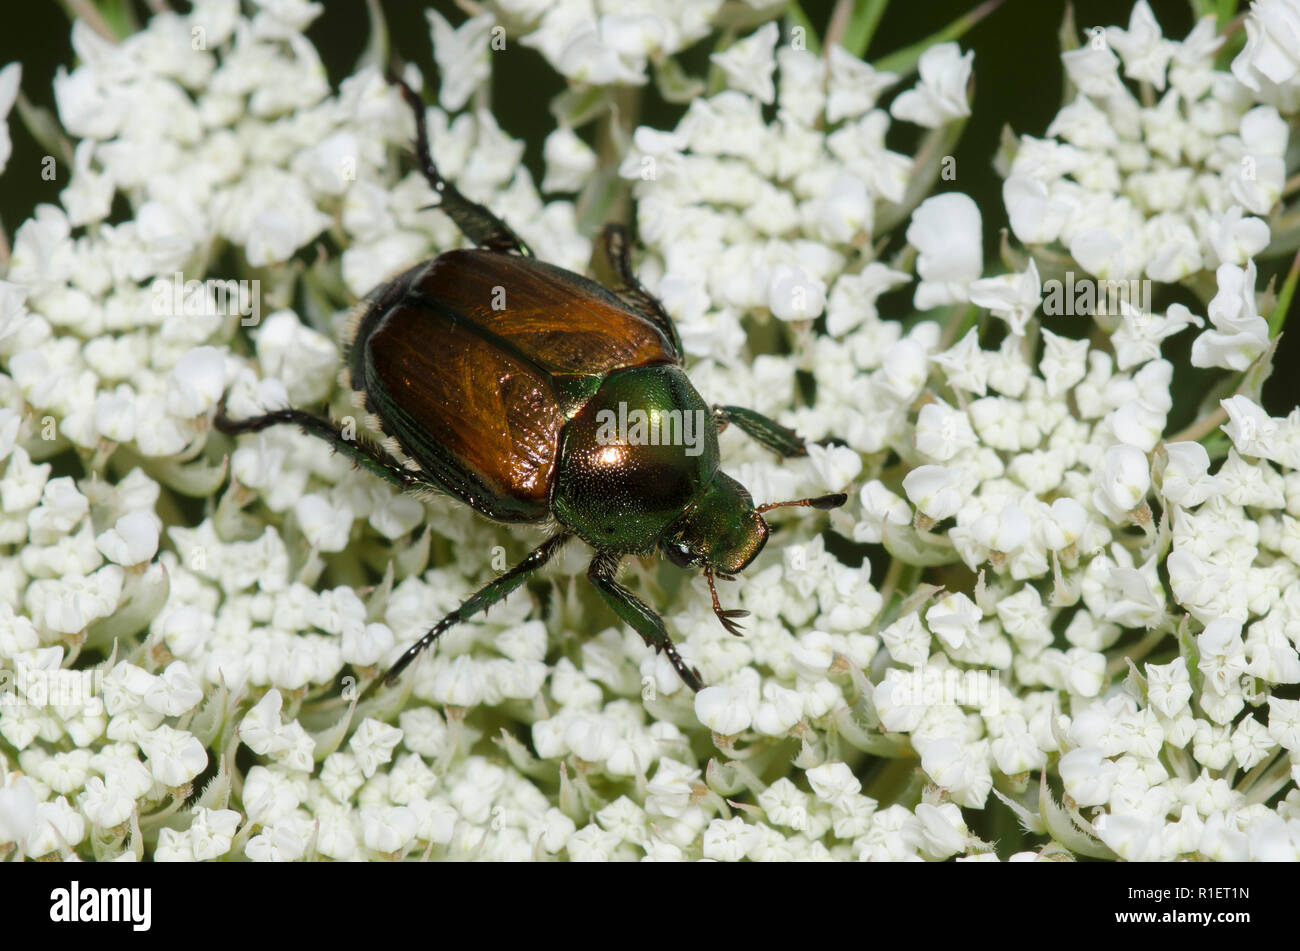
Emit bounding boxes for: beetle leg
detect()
[389,74,533,258]
[374,533,573,692]
[215,397,422,492]
[712,405,812,458]
[586,552,704,692]
[593,223,683,362]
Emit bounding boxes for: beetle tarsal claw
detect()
[717,609,749,637]
[705,570,749,637]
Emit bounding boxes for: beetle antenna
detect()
[704,568,749,637]
[756,492,848,514]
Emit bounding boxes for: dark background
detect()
[2,0,1292,413]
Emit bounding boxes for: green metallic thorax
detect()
[552,364,719,553]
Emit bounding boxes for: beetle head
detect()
[664,474,849,637]
[662,472,768,576]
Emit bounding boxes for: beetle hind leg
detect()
[389,73,532,258]
[215,397,421,491]
[593,223,683,361]
[371,532,573,693]
[587,552,703,692]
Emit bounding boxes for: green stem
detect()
[56,0,119,40]
[839,0,889,58]
[785,2,821,55]
[1267,247,1300,338]
[874,0,1007,76]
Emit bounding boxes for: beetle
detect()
[216,75,846,694]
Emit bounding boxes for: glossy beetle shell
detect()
[343,248,684,527]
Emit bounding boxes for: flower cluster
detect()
[1,0,1298,862]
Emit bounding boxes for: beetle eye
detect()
[664,543,694,569]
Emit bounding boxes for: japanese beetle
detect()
[217,76,846,693]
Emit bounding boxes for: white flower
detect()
[914,400,977,462]
[523,15,645,86]
[1095,812,1163,861]
[890,43,973,128]
[427,12,495,111]
[710,22,778,104]
[825,263,910,336]
[903,465,963,521]
[968,260,1042,336]
[294,493,353,553]
[0,777,38,846]
[1106,1,1173,89]
[827,45,897,121]
[246,814,314,862]
[254,310,338,405]
[0,62,19,175]
[971,502,1031,554]
[1267,697,1300,750]
[240,688,292,755]
[695,685,753,735]
[541,127,596,193]
[908,193,982,308]
[139,725,207,786]
[432,654,486,707]
[812,174,870,244]
[348,717,402,777]
[1092,444,1151,521]
[915,801,968,858]
[1061,40,1124,98]
[806,443,862,491]
[565,713,619,762]
[767,265,826,321]
[1191,262,1269,372]
[1232,0,1300,89]
[361,804,417,855]
[166,346,227,419]
[80,777,136,829]
[1198,619,1249,696]
[1003,174,1071,245]
[1059,747,1117,806]
[1219,395,1278,460]
[191,808,241,860]
[753,682,803,736]
[1200,206,1270,268]
[1160,442,1212,508]
[95,510,161,566]
[926,593,981,650]
[25,797,87,857]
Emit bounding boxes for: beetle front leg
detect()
[586,552,703,692]
[713,405,811,458]
[373,532,573,693]
[389,74,532,258]
[215,398,422,492]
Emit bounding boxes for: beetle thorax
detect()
[551,365,720,553]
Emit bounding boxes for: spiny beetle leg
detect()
[713,405,811,458]
[587,552,703,692]
[388,71,532,258]
[594,223,683,361]
[371,532,573,694]
[214,396,421,492]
